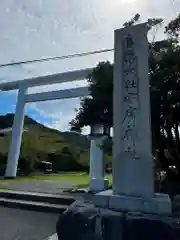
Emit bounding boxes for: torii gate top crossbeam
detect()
[0,68,93,91]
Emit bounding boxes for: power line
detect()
[0,48,113,68]
[0,19,169,70]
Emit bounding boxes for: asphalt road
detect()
[0,207,58,240]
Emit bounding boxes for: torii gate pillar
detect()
[5,85,27,178]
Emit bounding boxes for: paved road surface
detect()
[0,207,58,240]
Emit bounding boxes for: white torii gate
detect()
[0,68,108,192]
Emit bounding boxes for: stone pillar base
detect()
[56,200,179,240]
[90,178,109,192]
[94,190,172,216]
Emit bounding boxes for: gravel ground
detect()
[0,180,74,194]
[0,207,58,240]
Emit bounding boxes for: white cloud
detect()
[0,0,179,133]
[28,98,79,125]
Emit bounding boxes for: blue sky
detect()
[0,0,179,133]
[0,91,53,126]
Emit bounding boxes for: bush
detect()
[48,153,85,172]
[0,153,7,176]
[18,157,34,175]
[61,146,72,155]
[0,153,7,165]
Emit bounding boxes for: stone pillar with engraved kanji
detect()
[95,23,171,215]
[113,23,154,198]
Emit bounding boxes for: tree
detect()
[48,152,85,172]
[61,146,73,155]
[123,13,140,27]
[70,61,113,132]
[165,15,180,42]
[70,14,180,195]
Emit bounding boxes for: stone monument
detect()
[95,22,171,215]
[94,22,171,215]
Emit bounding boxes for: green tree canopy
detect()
[70,61,113,131]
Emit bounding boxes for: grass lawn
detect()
[0,172,112,188]
[0,184,7,189]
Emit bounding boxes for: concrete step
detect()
[0,190,75,205]
[0,197,68,214]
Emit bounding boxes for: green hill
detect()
[0,114,90,172]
